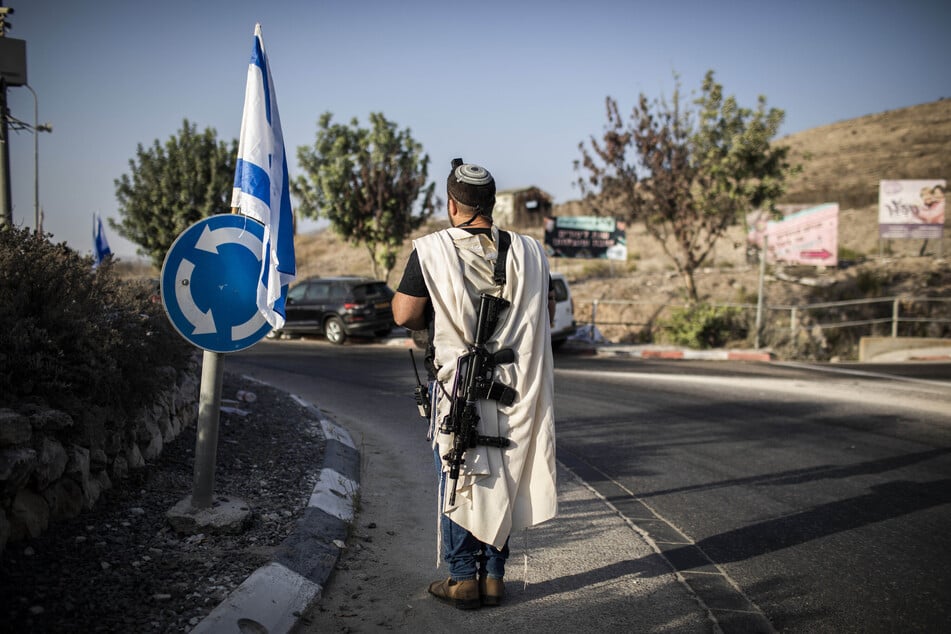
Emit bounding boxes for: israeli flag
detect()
[93,213,112,268]
[231,23,296,329]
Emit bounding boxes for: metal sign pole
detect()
[192,350,224,509]
[162,215,272,533]
[755,236,768,349]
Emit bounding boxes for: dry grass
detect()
[780,99,951,209]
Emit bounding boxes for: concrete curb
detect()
[584,344,775,362]
[190,402,360,634]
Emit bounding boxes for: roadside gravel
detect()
[0,372,325,633]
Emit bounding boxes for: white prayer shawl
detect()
[415,226,557,549]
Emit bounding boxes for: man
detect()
[393,159,557,610]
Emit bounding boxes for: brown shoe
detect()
[428,577,481,610]
[479,575,504,606]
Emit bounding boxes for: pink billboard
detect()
[879,180,946,239]
[765,203,839,266]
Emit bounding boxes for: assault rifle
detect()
[440,293,517,506]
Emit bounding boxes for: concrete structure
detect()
[859,336,951,362]
[494,186,552,228]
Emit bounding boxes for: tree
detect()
[292,112,437,282]
[576,71,796,302]
[113,119,237,268]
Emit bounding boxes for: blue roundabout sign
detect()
[161,214,272,353]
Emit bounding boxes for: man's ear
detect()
[447,198,458,221]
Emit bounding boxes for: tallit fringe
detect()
[522,529,529,590]
[436,481,442,568]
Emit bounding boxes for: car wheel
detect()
[324,316,346,345]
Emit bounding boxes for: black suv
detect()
[269,276,395,344]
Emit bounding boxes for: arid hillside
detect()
[780,99,951,210]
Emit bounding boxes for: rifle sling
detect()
[493,230,511,286]
[477,434,511,448]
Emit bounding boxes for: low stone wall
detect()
[859,336,951,362]
[0,360,200,555]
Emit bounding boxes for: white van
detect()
[549,272,575,348]
[409,273,576,350]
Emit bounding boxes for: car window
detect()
[305,282,330,301]
[352,282,390,301]
[370,282,392,298]
[329,283,349,300]
[551,278,568,302]
[287,283,308,302]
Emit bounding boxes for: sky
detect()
[4,0,950,260]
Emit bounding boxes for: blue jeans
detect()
[435,447,510,581]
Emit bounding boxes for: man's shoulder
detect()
[415,229,448,247]
[506,230,542,251]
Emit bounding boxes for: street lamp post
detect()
[23,84,52,235]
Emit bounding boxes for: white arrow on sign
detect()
[232,299,268,341]
[175,259,217,335]
[194,225,264,259]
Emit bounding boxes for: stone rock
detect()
[32,438,68,489]
[103,427,123,457]
[0,448,38,497]
[29,409,74,432]
[126,443,145,470]
[10,488,49,541]
[165,394,177,420]
[155,365,177,385]
[66,445,90,480]
[0,508,9,554]
[166,495,252,536]
[181,404,198,428]
[141,420,164,461]
[90,448,108,472]
[78,415,106,454]
[42,478,83,521]
[166,412,182,441]
[134,410,153,445]
[111,454,128,480]
[83,470,112,510]
[158,408,175,443]
[65,445,92,499]
[0,409,31,446]
[176,376,199,416]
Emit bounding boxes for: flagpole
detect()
[179,22,295,524]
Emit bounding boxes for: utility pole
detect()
[0,74,9,226]
[0,5,27,227]
[23,83,51,234]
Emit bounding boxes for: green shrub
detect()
[838,246,865,261]
[659,303,748,349]
[855,268,888,295]
[0,225,192,420]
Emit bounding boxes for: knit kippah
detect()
[447,159,496,214]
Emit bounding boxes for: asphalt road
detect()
[552,355,951,632]
[230,339,951,633]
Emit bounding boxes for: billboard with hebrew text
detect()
[879,180,946,239]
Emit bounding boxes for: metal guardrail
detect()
[577,296,951,338]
